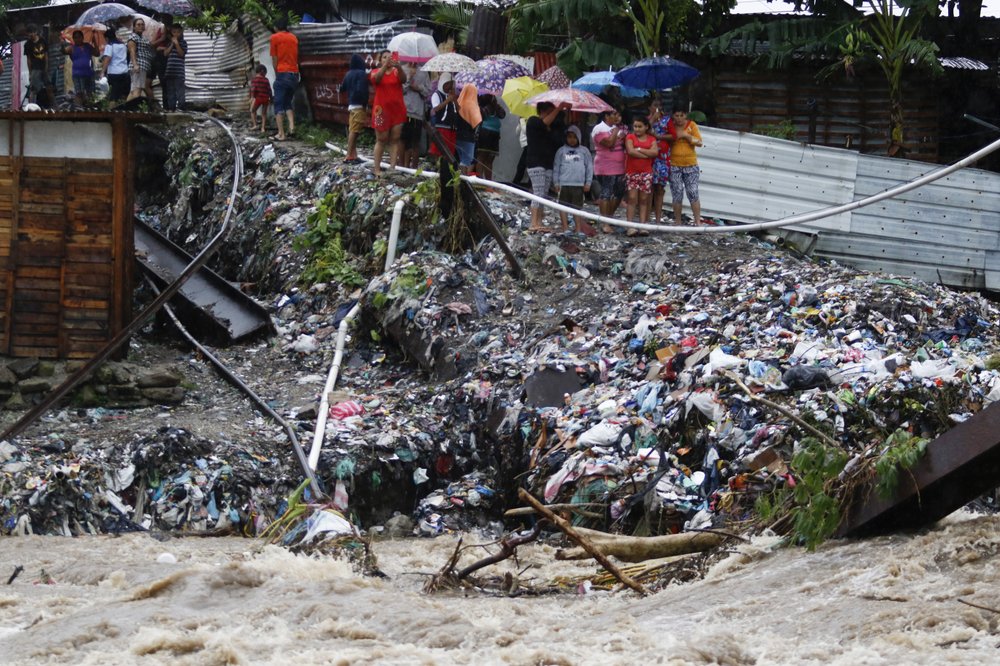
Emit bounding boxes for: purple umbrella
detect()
[75,3,135,26]
[133,0,200,16]
[455,57,530,95]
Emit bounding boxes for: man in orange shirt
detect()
[269,16,299,141]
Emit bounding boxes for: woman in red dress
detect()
[369,50,408,176]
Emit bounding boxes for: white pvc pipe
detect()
[327,136,1000,235]
[385,198,405,271]
[308,302,361,471]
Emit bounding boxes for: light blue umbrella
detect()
[571,71,647,98]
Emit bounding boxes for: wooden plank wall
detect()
[713,67,940,163]
[0,154,116,359]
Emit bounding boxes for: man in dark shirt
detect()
[25,25,49,105]
[525,100,571,232]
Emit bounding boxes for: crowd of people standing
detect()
[16,16,187,111]
[337,50,704,232]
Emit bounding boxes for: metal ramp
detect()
[134,220,274,344]
[838,402,1000,537]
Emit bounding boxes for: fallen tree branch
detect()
[556,531,726,563]
[723,370,839,448]
[518,488,648,596]
[958,598,1000,614]
[504,502,605,519]
[456,523,544,580]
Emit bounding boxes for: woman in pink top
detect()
[591,108,627,233]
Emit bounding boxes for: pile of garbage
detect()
[6,117,1000,547]
[1,426,301,536]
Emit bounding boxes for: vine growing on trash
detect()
[874,428,928,500]
[295,193,365,288]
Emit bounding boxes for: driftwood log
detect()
[555,529,726,563]
[518,489,649,595]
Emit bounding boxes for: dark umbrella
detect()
[75,3,135,26]
[613,55,699,90]
[134,0,200,17]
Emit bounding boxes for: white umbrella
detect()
[421,52,478,73]
[387,31,439,64]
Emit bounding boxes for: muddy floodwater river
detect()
[2,510,999,665]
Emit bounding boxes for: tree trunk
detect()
[555,530,726,563]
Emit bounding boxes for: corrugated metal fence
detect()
[698,126,1000,291]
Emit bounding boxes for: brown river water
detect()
[2,510,999,665]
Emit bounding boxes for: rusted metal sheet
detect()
[466,7,508,60]
[532,52,557,76]
[838,402,1000,538]
[295,20,417,125]
[134,219,274,344]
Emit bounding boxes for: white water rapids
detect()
[2,510,999,664]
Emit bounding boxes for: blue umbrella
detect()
[613,56,699,90]
[571,71,647,98]
[75,3,135,26]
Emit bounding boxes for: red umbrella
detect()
[526,88,612,114]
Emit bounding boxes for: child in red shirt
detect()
[249,65,273,133]
[625,117,659,235]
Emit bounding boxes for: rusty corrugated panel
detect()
[466,6,507,60]
[838,402,1000,537]
[939,56,990,70]
[532,52,557,76]
[299,54,355,125]
[294,20,417,124]
[292,19,418,56]
[183,28,253,110]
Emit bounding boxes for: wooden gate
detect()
[0,113,144,359]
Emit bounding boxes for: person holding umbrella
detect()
[525,100,571,233]
[369,50,407,176]
[665,106,704,225]
[63,29,95,105]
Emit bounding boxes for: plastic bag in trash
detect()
[782,365,831,390]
